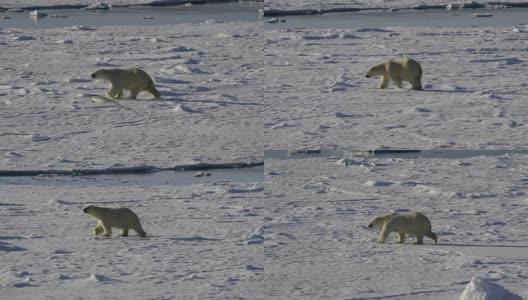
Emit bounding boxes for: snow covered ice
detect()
[2,1,528,299]
[1,183,265,299]
[0,22,262,171]
[264,25,528,150]
[0,8,265,299]
[265,155,528,299]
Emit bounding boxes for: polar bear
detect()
[83,205,147,238]
[365,58,423,90]
[91,68,160,100]
[368,211,437,244]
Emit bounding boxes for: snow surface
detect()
[2,2,528,299]
[264,26,528,149]
[0,22,263,171]
[0,182,264,299]
[265,154,528,299]
[265,0,528,11]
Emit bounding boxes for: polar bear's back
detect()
[392,57,420,67]
[388,57,420,71]
[106,207,140,227]
[86,206,142,228]
[108,207,139,218]
[391,58,422,77]
[390,212,432,234]
[100,68,152,89]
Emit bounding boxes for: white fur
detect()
[368,211,437,244]
[83,205,147,238]
[91,68,160,99]
[365,58,423,90]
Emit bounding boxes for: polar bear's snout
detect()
[83,207,89,213]
[367,223,373,228]
[90,73,96,78]
[365,74,371,78]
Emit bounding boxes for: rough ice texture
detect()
[0,22,263,171]
[0,182,264,298]
[459,277,523,300]
[265,0,528,10]
[264,26,528,149]
[265,155,528,299]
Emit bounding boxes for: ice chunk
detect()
[82,2,110,10]
[459,277,522,300]
[364,180,394,187]
[29,10,47,18]
[246,228,264,245]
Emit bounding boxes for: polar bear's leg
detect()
[379,76,390,89]
[130,221,147,238]
[106,85,122,99]
[146,80,161,99]
[101,222,112,237]
[147,87,160,99]
[134,229,147,238]
[94,221,104,236]
[377,224,391,243]
[133,225,147,238]
[120,228,129,237]
[413,234,424,245]
[425,230,438,243]
[115,90,124,99]
[392,76,403,88]
[411,80,423,91]
[128,88,140,100]
[397,232,406,243]
[412,67,423,90]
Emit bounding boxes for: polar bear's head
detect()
[90,69,109,80]
[83,205,101,217]
[365,63,386,78]
[368,213,396,228]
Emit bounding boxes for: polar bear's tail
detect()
[147,79,161,99]
[413,64,424,91]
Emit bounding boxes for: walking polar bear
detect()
[91,68,160,100]
[83,206,147,238]
[368,211,437,244]
[365,58,423,90]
